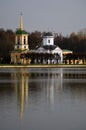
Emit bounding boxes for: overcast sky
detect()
[0,0,86,35]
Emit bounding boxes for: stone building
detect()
[11,15,75,64]
[11,14,30,64]
[30,33,63,64]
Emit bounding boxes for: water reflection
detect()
[0,68,86,130]
[11,68,29,120]
[10,68,63,120]
[1,68,86,120]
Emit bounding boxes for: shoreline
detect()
[0,64,86,68]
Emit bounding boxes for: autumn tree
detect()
[0,29,15,63]
[28,31,42,49]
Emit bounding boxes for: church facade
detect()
[11,15,64,64]
[30,33,63,64]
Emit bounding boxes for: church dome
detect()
[16,29,28,35]
[43,32,53,37]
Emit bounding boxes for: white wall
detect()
[43,36,54,46]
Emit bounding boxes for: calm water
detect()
[0,67,86,130]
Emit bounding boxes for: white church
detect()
[32,33,63,64]
[11,14,64,64]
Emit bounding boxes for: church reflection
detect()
[44,68,63,105]
[26,68,63,105]
[11,68,29,120]
[11,68,63,120]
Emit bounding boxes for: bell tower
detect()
[14,13,29,51]
[11,14,30,64]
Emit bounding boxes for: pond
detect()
[0,67,86,130]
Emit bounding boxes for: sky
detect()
[0,0,86,36]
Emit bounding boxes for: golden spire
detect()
[20,13,23,30]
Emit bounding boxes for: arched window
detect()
[48,40,50,43]
[17,46,19,49]
[24,36,26,44]
[18,36,20,44]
